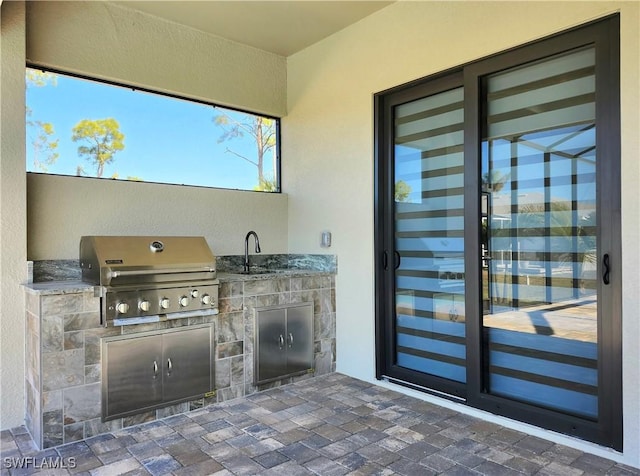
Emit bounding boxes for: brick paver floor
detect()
[1,373,638,475]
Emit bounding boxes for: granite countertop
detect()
[29,255,337,290]
[218,268,332,282]
[23,280,97,295]
[24,269,334,295]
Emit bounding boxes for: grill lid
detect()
[80,236,216,286]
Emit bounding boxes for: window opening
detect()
[25,67,280,192]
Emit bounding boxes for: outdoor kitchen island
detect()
[24,260,336,450]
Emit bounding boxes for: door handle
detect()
[382,250,401,270]
[278,334,284,349]
[288,332,294,347]
[153,360,158,379]
[167,358,173,376]
[603,253,610,285]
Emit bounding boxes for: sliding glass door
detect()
[375,15,621,449]
[481,46,599,418]
[394,87,467,389]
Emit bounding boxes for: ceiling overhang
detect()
[114,1,394,57]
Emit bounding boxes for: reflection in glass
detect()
[481,47,598,418]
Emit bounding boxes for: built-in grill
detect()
[80,236,219,326]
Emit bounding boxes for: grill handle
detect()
[108,267,215,279]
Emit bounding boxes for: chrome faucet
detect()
[244,231,261,273]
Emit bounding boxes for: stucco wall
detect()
[27,174,288,259]
[0,1,27,431]
[26,1,286,117]
[284,0,639,467]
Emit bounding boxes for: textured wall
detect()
[26,1,286,117]
[284,0,639,467]
[27,174,288,259]
[0,1,28,431]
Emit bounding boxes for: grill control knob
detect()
[179,296,189,307]
[139,300,151,312]
[116,302,129,314]
[191,289,199,298]
[160,298,170,310]
[201,294,211,305]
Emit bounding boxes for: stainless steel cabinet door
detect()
[285,304,313,375]
[102,324,213,421]
[103,334,163,419]
[162,326,213,402]
[256,308,288,383]
[255,302,314,385]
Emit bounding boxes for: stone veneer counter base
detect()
[24,268,336,450]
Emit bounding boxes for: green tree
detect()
[28,119,59,172]
[71,118,125,178]
[394,180,412,202]
[110,172,144,182]
[482,170,509,192]
[253,176,278,192]
[26,70,59,172]
[26,69,57,88]
[214,113,277,190]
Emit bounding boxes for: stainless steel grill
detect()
[80,236,219,326]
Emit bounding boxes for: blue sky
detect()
[25,69,278,191]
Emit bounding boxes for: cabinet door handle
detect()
[603,253,610,285]
[167,358,173,376]
[153,360,158,379]
[288,332,294,347]
[278,334,284,349]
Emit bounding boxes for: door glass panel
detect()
[482,47,598,418]
[394,87,466,383]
